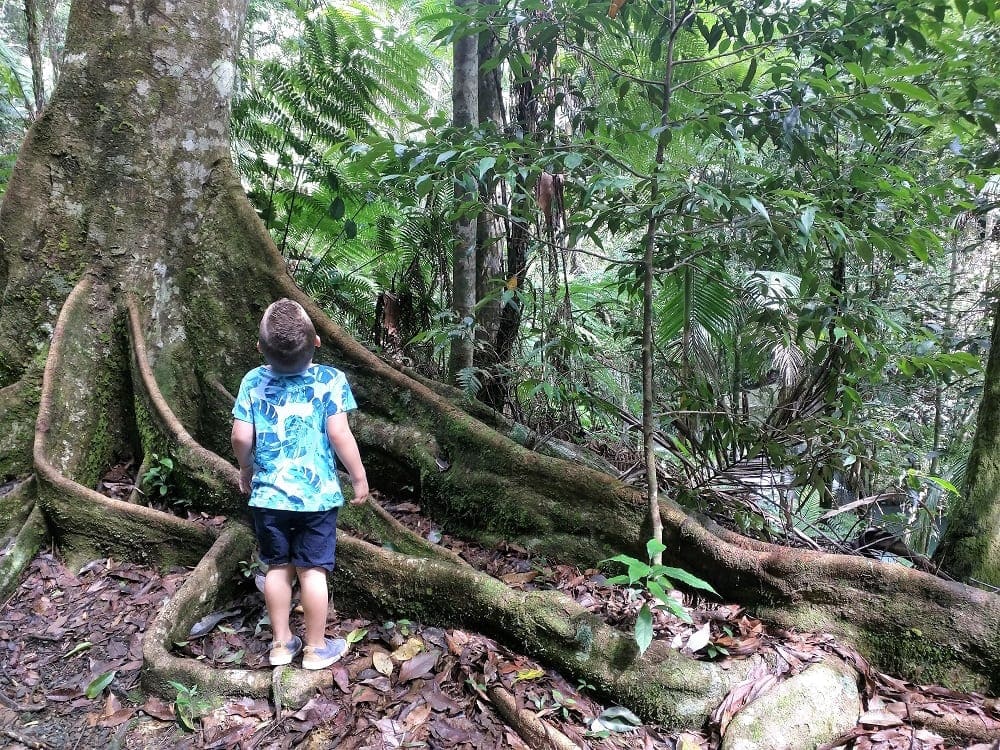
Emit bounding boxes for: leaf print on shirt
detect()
[281,416,313,459]
[340,381,355,410]
[256,400,279,426]
[262,384,289,405]
[256,431,282,465]
[289,466,323,491]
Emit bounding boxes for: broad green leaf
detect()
[886,81,935,104]
[739,57,758,91]
[597,705,642,728]
[414,174,433,197]
[924,474,960,495]
[635,603,653,655]
[435,149,458,165]
[844,62,866,81]
[477,156,496,179]
[177,708,196,731]
[651,566,719,595]
[646,538,667,560]
[86,670,117,699]
[346,628,368,643]
[748,197,770,223]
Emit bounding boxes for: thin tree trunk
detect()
[448,0,479,383]
[474,17,505,396]
[23,0,45,116]
[638,1,681,564]
[485,24,535,409]
[41,0,62,89]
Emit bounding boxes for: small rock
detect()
[722,657,860,750]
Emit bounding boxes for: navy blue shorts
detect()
[251,507,339,571]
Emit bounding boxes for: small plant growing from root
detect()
[168,680,211,731]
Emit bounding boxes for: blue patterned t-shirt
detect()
[232,364,358,511]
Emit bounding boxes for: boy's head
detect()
[258,299,318,373]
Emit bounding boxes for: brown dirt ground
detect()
[1,490,998,749]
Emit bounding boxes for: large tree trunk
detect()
[935,295,1000,586]
[1,0,999,737]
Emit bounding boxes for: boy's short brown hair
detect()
[258,299,316,373]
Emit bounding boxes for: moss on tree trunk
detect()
[935,296,1000,587]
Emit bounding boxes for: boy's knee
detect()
[296,566,330,584]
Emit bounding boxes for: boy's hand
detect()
[349,476,370,505]
[238,466,253,495]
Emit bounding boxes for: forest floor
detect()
[1,467,999,750]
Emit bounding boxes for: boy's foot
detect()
[302,637,348,670]
[268,635,303,666]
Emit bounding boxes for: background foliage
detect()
[4,0,998,562]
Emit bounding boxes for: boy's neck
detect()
[266,361,314,376]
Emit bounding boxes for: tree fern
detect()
[234,0,435,340]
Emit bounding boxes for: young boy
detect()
[231,298,369,669]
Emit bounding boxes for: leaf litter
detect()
[0,478,997,748]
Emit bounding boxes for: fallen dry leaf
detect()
[858,709,904,727]
[686,623,712,654]
[392,637,423,662]
[373,650,394,677]
[399,649,440,683]
[403,702,432,730]
[141,695,175,721]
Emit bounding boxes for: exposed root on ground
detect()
[487,684,582,750]
[27,282,759,730]
[126,296,242,514]
[333,534,758,727]
[33,275,213,568]
[0,498,45,600]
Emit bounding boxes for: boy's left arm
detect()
[327,412,369,505]
[231,419,255,495]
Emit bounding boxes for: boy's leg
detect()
[298,565,346,669]
[263,564,296,643]
[296,566,330,647]
[252,508,302,655]
[289,508,339,646]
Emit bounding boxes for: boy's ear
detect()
[315,335,321,348]
[256,340,262,353]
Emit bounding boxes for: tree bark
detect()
[474,15,506,403]
[23,0,46,116]
[935,294,1000,586]
[1,0,999,734]
[448,0,479,383]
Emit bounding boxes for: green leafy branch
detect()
[603,538,718,655]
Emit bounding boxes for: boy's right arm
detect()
[231,419,255,495]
